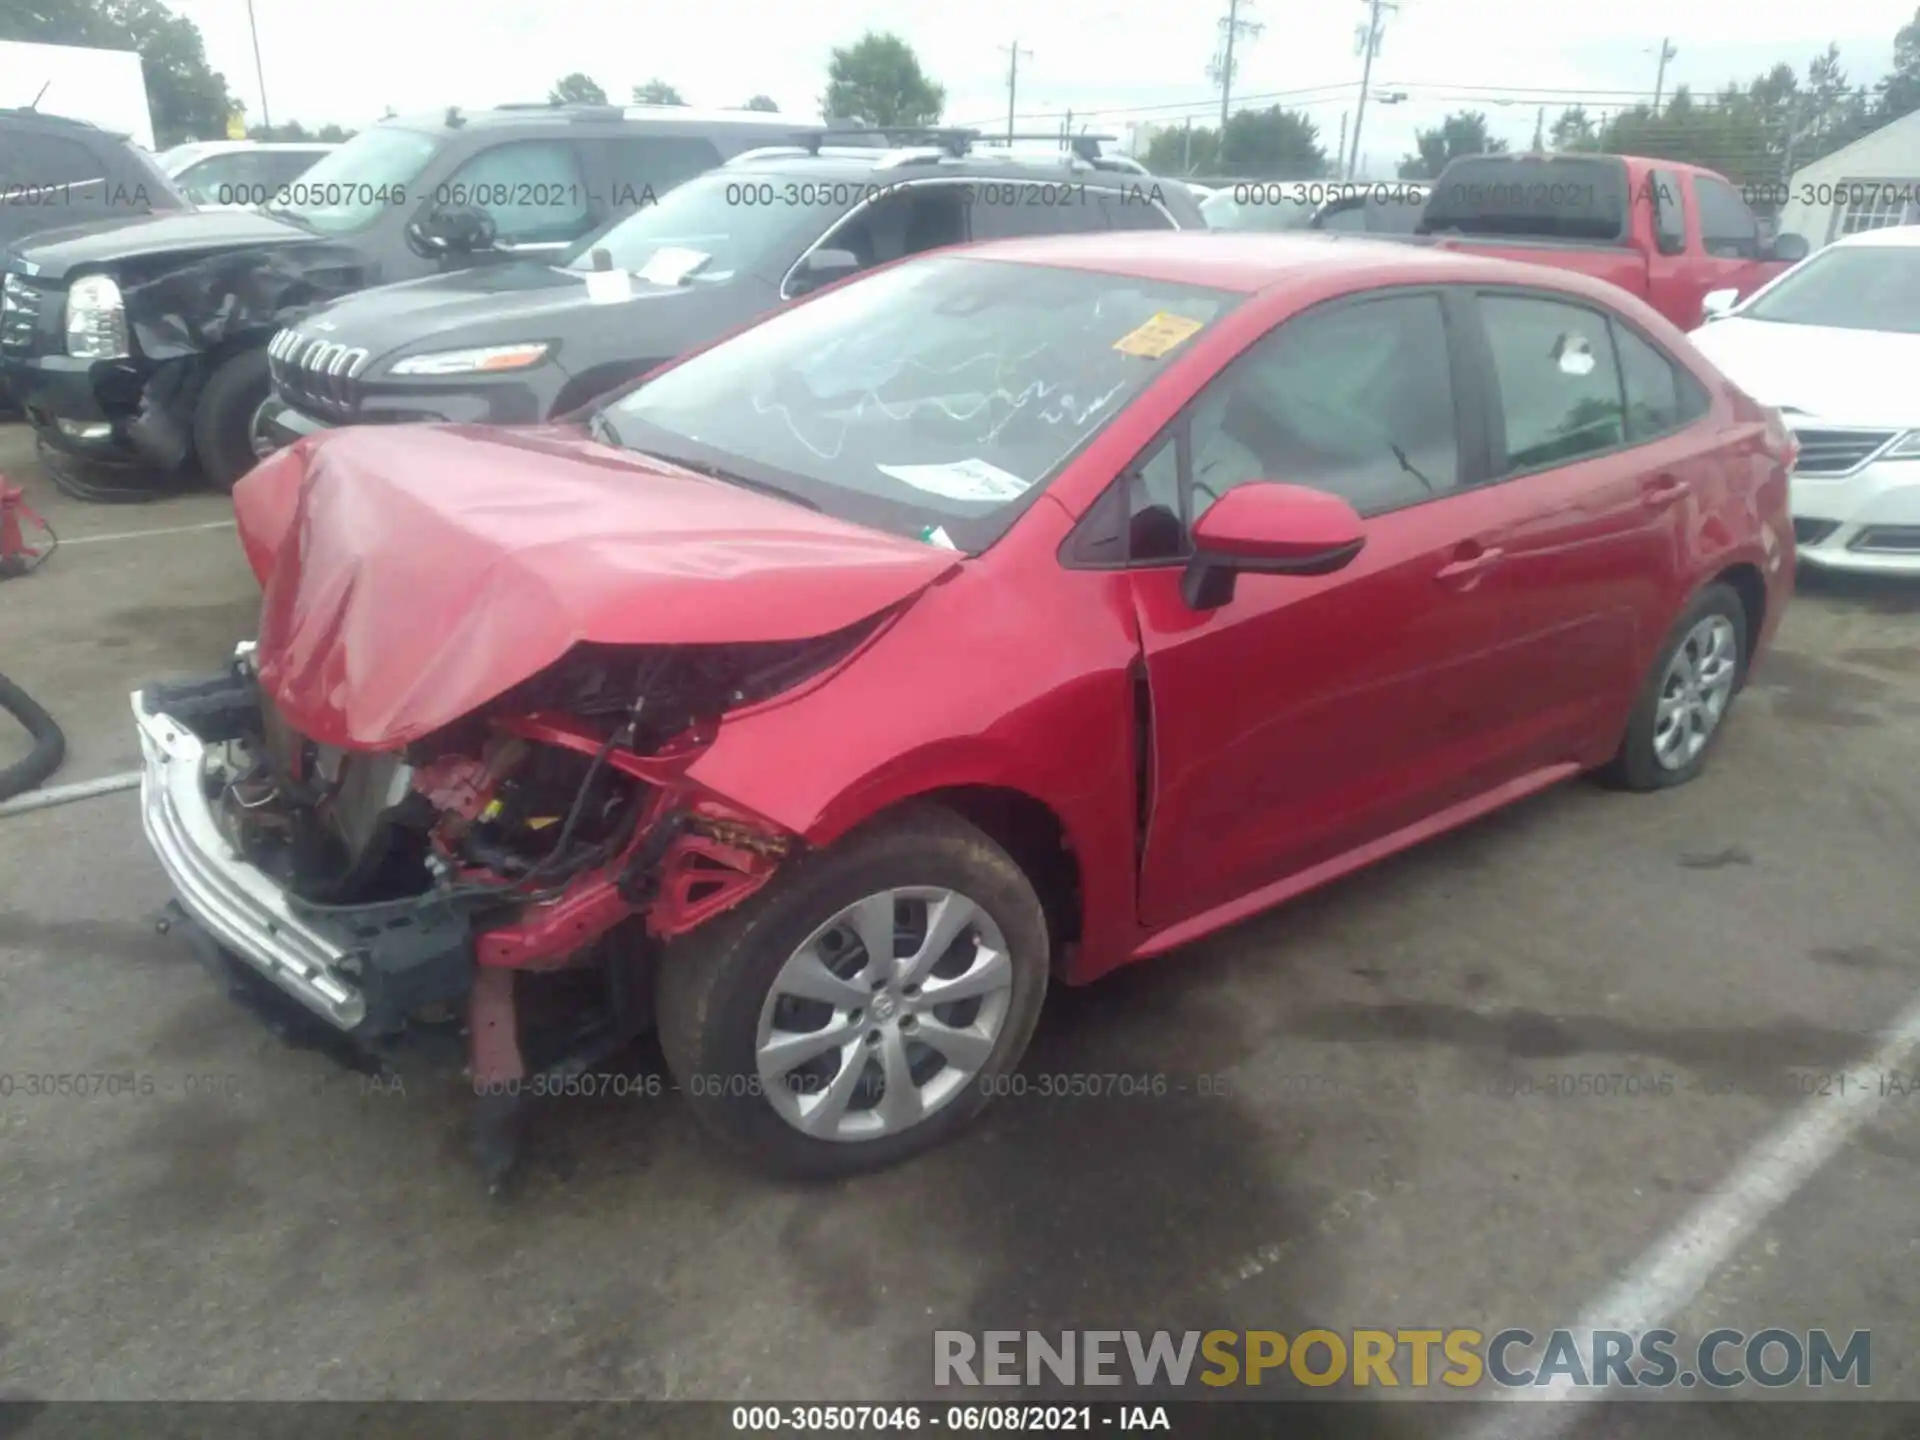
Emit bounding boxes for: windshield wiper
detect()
[587,409,626,449]
[641,449,821,511]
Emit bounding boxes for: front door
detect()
[1125,290,1524,928]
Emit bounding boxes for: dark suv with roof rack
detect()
[253,129,1204,458]
[1,103,839,488]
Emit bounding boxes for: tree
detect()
[1216,106,1328,177]
[1878,6,1920,121]
[248,119,310,140]
[548,72,607,105]
[742,94,779,112]
[314,123,352,142]
[1398,111,1508,179]
[821,32,944,127]
[4,0,236,147]
[1549,105,1597,150]
[1143,122,1217,175]
[633,79,684,105]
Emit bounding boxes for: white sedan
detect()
[1689,225,1920,575]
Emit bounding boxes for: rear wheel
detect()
[192,347,273,492]
[657,806,1050,1178]
[1603,583,1748,791]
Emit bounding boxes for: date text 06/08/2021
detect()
[730,1405,1170,1432]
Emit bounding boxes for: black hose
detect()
[0,671,67,803]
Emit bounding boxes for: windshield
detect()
[601,255,1240,552]
[262,127,439,235]
[562,170,844,282]
[1740,244,1920,334]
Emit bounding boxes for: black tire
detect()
[657,804,1050,1179]
[191,347,272,492]
[1601,582,1749,792]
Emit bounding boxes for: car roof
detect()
[380,103,833,137]
[1827,224,1920,250]
[951,229,1654,302]
[721,148,1183,185]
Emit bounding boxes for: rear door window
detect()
[593,134,724,219]
[1480,294,1626,470]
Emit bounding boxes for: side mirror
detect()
[405,204,497,259]
[786,247,861,297]
[1766,231,1810,263]
[1182,482,1366,610]
[1699,287,1741,322]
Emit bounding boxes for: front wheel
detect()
[1602,582,1749,791]
[657,806,1050,1178]
[192,347,273,492]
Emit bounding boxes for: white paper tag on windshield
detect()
[876,458,1031,502]
[584,268,633,304]
[636,246,711,286]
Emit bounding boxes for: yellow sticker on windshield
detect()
[1113,312,1206,359]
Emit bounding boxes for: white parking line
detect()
[0,770,140,818]
[59,520,236,546]
[1460,987,1920,1435]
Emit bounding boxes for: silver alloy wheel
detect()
[755,887,1014,1142]
[247,398,278,459]
[1652,614,1738,771]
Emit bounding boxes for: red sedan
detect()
[133,232,1795,1185]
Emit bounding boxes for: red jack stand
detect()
[0,476,55,579]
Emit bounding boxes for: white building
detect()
[1778,108,1920,248]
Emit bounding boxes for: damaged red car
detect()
[134,233,1794,1186]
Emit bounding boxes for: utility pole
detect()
[1000,41,1032,143]
[1337,112,1349,175]
[1210,0,1265,136]
[1346,0,1395,179]
[246,0,272,131]
[1532,105,1545,150]
[1651,38,1677,111]
[1182,114,1193,173]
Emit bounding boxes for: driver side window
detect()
[817,186,969,272]
[1115,292,1462,563]
[441,140,592,245]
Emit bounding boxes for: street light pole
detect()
[246,0,272,131]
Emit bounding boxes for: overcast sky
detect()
[168,0,1914,170]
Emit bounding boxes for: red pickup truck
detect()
[1412,153,1810,330]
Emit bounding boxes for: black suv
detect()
[0,108,189,250]
[0,103,844,487]
[255,130,1205,456]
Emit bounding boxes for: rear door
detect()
[1461,288,1702,762]
[1122,289,1539,927]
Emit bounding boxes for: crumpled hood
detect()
[233,424,961,749]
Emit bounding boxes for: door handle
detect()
[1642,473,1690,510]
[1434,541,1504,586]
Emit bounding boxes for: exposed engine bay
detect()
[178,623,876,918]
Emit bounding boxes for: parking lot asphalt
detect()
[2,419,1918,1424]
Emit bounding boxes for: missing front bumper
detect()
[131,683,474,1037]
